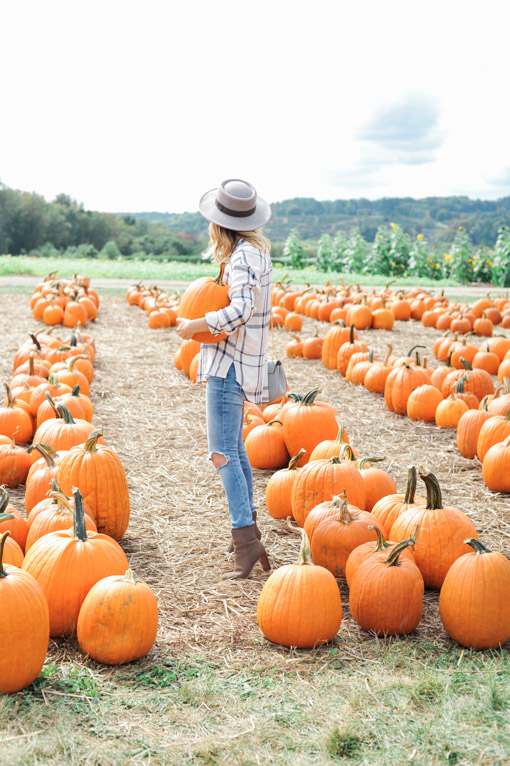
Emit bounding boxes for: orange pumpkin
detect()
[177,262,230,343]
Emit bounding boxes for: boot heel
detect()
[259,553,271,572]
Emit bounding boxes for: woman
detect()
[176,179,272,579]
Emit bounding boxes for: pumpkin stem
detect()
[464,538,491,555]
[418,469,443,511]
[385,538,413,567]
[359,456,385,470]
[72,488,88,542]
[339,444,357,462]
[338,495,355,524]
[71,385,81,396]
[214,260,228,286]
[84,429,104,452]
[287,449,306,470]
[45,391,59,414]
[480,396,489,412]
[368,525,391,552]
[334,418,347,444]
[124,568,137,583]
[460,357,473,371]
[3,383,14,409]
[349,323,355,344]
[403,465,418,505]
[384,345,393,366]
[0,531,10,578]
[407,344,426,357]
[0,487,10,515]
[55,404,75,424]
[267,419,283,427]
[29,333,42,350]
[297,529,313,566]
[26,442,58,468]
[301,387,322,406]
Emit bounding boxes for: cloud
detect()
[488,167,510,188]
[358,93,444,163]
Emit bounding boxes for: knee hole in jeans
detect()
[210,452,229,469]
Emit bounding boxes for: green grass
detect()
[2,643,509,765]
[0,254,466,288]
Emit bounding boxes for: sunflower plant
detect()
[444,227,474,284]
[492,225,510,286]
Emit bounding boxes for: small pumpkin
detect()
[265,450,305,519]
[310,495,385,578]
[77,569,158,664]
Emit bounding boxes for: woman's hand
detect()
[176,317,208,340]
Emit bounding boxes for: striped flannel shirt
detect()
[196,239,272,403]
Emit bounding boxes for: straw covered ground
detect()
[0,291,509,765]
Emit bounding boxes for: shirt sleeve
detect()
[205,247,261,336]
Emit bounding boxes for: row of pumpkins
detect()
[125,283,180,328]
[270,281,510,333]
[0,282,158,695]
[30,272,100,327]
[146,268,510,652]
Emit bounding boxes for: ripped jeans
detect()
[206,364,255,529]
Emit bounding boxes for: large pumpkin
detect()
[390,470,478,589]
[57,429,130,540]
[371,465,425,537]
[291,455,366,527]
[22,488,129,636]
[0,531,50,693]
[177,261,230,343]
[282,388,338,467]
[77,569,158,665]
[439,538,510,649]
[256,529,342,648]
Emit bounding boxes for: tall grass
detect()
[0,254,463,287]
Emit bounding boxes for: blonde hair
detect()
[203,222,271,264]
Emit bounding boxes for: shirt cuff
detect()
[205,310,224,336]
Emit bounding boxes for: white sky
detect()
[2,0,510,213]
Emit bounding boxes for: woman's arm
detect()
[204,248,262,337]
[175,317,208,340]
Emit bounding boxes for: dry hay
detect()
[0,293,509,667]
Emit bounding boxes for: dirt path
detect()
[1,293,508,659]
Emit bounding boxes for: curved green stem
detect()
[55,404,75,424]
[404,465,418,504]
[301,387,322,406]
[84,429,104,452]
[359,456,385,470]
[287,449,306,470]
[0,487,9,515]
[368,525,391,551]
[72,488,88,542]
[297,529,313,565]
[465,538,491,554]
[385,538,413,567]
[26,443,58,467]
[418,469,443,510]
[0,531,10,577]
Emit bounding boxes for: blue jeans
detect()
[206,364,255,529]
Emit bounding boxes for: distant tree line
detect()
[136,195,510,246]
[0,183,205,260]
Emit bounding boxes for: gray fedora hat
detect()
[199,178,271,231]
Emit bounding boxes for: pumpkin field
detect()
[0,276,509,766]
